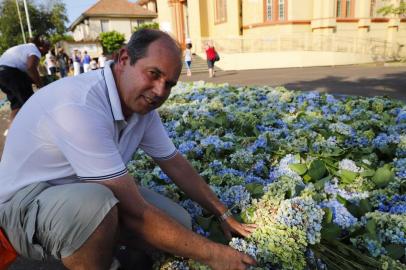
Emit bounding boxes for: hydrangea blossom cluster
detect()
[376,194,406,214]
[229,238,258,259]
[319,199,358,229]
[275,197,324,244]
[218,185,251,211]
[268,154,302,182]
[338,159,363,173]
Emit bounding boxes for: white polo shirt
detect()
[0,43,41,72]
[0,61,177,205]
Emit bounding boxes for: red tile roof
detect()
[83,0,156,17]
[69,0,157,30]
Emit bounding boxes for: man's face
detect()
[114,39,182,117]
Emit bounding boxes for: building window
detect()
[278,0,285,20]
[265,0,287,22]
[336,0,355,18]
[215,0,227,24]
[100,20,109,32]
[266,0,273,20]
[337,0,342,17]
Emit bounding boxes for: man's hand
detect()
[204,243,257,270]
[220,216,257,240]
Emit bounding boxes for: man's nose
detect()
[152,79,167,97]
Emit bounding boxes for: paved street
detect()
[180,64,406,101]
[4,63,406,270]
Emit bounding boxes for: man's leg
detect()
[62,206,118,270]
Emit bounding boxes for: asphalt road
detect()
[3,63,406,270]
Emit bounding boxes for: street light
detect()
[22,0,33,38]
[15,0,27,43]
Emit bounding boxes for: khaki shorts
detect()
[0,182,191,261]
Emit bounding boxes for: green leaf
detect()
[303,174,312,183]
[295,183,305,195]
[323,208,333,224]
[336,195,348,206]
[314,175,332,190]
[360,169,375,177]
[400,181,406,194]
[321,223,341,241]
[245,183,264,199]
[339,169,358,184]
[372,165,395,188]
[208,220,227,244]
[365,220,377,239]
[308,159,327,181]
[384,244,405,260]
[288,163,308,175]
[359,199,372,215]
[196,216,213,231]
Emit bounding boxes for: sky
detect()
[37,0,98,26]
[57,0,139,26]
[63,0,98,25]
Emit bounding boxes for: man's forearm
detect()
[124,201,220,262]
[27,69,42,87]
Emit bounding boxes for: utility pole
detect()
[15,0,27,43]
[22,0,33,39]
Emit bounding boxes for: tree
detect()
[133,22,159,32]
[99,31,126,55]
[378,0,406,16]
[0,0,68,54]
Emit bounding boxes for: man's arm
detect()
[26,55,42,88]
[154,152,256,239]
[98,174,256,270]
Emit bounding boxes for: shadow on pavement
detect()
[283,72,406,101]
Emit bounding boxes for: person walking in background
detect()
[98,52,106,68]
[82,51,91,73]
[72,49,81,76]
[184,43,192,76]
[205,42,216,78]
[56,48,69,78]
[0,36,48,130]
[45,50,57,75]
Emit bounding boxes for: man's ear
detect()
[117,48,130,66]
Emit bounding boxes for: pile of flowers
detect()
[127,82,406,269]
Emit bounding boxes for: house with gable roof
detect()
[69,0,157,42]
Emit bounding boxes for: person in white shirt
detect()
[0,36,48,127]
[98,53,106,68]
[0,29,257,270]
[184,43,193,76]
[45,50,57,75]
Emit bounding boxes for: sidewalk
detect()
[5,63,406,270]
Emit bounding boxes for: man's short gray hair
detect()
[126,29,181,65]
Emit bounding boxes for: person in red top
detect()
[205,42,216,78]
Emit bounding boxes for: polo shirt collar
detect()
[103,60,125,121]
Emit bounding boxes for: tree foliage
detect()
[133,22,159,32]
[99,31,126,54]
[378,0,406,16]
[0,0,68,54]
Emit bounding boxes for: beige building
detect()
[68,0,157,56]
[139,0,406,69]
